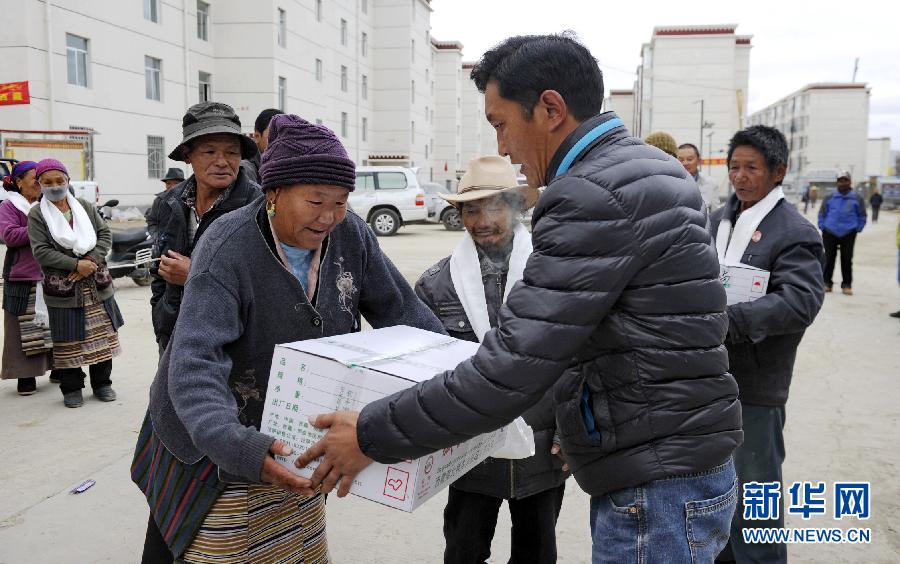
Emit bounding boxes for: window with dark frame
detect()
[196,1,209,40]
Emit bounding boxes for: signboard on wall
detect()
[0,82,30,106]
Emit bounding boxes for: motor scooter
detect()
[98,200,154,286]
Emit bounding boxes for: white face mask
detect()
[41,186,69,202]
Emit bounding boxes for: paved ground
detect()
[0,210,898,563]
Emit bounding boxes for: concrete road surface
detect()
[1,210,898,563]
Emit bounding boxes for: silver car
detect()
[421,182,463,231]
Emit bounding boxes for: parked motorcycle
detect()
[98,200,154,286]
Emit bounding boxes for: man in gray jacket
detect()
[297,33,743,562]
[416,156,567,563]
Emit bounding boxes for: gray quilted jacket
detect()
[357,113,743,496]
[415,256,568,499]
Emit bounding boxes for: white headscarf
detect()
[6,192,38,216]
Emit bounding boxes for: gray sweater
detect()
[148,200,444,482]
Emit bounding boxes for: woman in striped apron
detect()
[27,159,123,408]
[1,161,53,395]
[132,114,444,563]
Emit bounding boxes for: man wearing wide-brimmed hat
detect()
[145,168,185,241]
[414,156,567,563]
[150,102,261,352]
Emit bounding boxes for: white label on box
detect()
[719,261,771,305]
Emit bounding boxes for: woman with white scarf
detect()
[0,161,54,395]
[27,159,123,408]
[709,126,825,564]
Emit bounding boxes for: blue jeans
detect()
[590,458,737,563]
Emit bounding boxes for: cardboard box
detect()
[719,260,771,305]
[260,325,508,512]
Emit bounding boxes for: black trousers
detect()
[822,230,857,289]
[142,513,174,563]
[717,405,787,563]
[443,483,566,564]
[872,206,880,222]
[57,359,112,394]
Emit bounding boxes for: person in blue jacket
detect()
[818,171,866,295]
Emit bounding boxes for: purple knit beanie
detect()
[259,114,356,192]
[35,158,69,180]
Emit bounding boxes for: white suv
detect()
[350,167,427,236]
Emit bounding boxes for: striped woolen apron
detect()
[183,483,329,563]
[132,413,330,562]
[51,286,121,368]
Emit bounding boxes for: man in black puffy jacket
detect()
[298,33,743,563]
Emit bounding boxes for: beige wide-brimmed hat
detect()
[441,155,540,210]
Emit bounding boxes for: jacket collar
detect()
[164,168,257,214]
[545,112,627,185]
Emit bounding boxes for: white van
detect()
[70,181,101,205]
[350,167,427,236]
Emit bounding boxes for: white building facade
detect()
[747,83,870,183]
[0,0,491,205]
[431,41,462,189]
[604,89,636,134]
[866,137,893,178]
[458,62,498,180]
[634,25,751,187]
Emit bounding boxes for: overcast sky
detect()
[430,0,900,150]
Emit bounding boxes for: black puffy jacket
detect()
[357,113,743,496]
[150,170,261,350]
[415,256,568,499]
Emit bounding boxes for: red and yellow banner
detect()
[702,158,727,166]
[0,81,30,106]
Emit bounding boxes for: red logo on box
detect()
[751,276,766,293]
[383,467,410,501]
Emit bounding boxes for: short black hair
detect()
[470,32,604,121]
[678,143,700,158]
[727,126,789,172]
[254,108,284,134]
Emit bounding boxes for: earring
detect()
[266,200,276,218]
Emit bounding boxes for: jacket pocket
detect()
[93,262,114,291]
[42,269,77,298]
[435,300,476,339]
[555,373,604,451]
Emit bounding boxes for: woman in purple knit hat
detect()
[27,158,123,408]
[133,115,444,563]
[1,161,54,395]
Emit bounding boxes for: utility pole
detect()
[707,130,715,167]
[852,57,859,82]
[699,99,704,164]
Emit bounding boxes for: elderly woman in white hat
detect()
[413,156,567,563]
